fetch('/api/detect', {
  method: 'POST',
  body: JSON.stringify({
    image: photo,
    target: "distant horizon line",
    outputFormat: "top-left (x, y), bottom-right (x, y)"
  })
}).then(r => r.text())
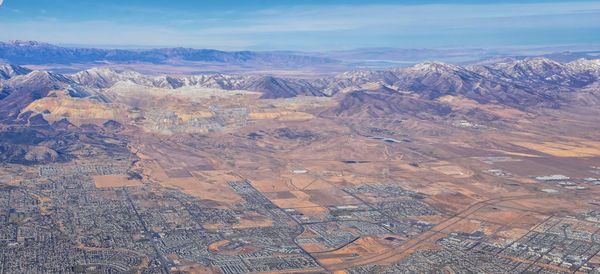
top-left (2, 39), bottom-right (600, 54)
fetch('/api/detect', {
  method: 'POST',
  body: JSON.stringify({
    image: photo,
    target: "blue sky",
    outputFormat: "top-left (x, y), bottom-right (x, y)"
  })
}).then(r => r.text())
top-left (0, 0), bottom-right (599, 51)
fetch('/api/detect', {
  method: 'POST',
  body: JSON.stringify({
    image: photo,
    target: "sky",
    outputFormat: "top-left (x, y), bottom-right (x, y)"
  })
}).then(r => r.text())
top-left (0, 0), bottom-right (599, 51)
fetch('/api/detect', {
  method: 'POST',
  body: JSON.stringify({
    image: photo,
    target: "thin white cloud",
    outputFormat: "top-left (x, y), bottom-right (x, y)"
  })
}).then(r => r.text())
top-left (204, 2), bottom-right (600, 33)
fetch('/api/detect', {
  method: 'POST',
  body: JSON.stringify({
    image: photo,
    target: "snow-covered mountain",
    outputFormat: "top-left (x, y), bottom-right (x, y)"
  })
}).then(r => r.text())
top-left (471, 58), bottom-right (598, 88)
top-left (68, 68), bottom-right (327, 99)
top-left (2, 57), bottom-right (600, 119)
top-left (0, 64), bottom-right (32, 80)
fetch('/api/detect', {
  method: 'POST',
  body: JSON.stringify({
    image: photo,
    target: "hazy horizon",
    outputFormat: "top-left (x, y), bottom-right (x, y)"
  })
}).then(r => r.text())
top-left (2, 40), bottom-right (600, 58)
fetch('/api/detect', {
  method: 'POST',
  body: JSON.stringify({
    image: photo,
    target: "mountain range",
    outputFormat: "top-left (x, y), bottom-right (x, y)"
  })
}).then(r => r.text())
top-left (0, 41), bottom-right (338, 71)
top-left (2, 57), bottom-right (600, 116)
top-left (3, 41), bottom-right (600, 74)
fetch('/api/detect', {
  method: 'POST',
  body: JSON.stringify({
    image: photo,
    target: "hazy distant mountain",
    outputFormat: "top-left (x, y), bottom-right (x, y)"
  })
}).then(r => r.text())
top-left (0, 41), bottom-right (338, 68)
top-left (3, 41), bottom-right (599, 73)
top-left (536, 51), bottom-right (600, 63)
top-left (320, 48), bottom-right (498, 67)
top-left (319, 48), bottom-right (600, 68)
